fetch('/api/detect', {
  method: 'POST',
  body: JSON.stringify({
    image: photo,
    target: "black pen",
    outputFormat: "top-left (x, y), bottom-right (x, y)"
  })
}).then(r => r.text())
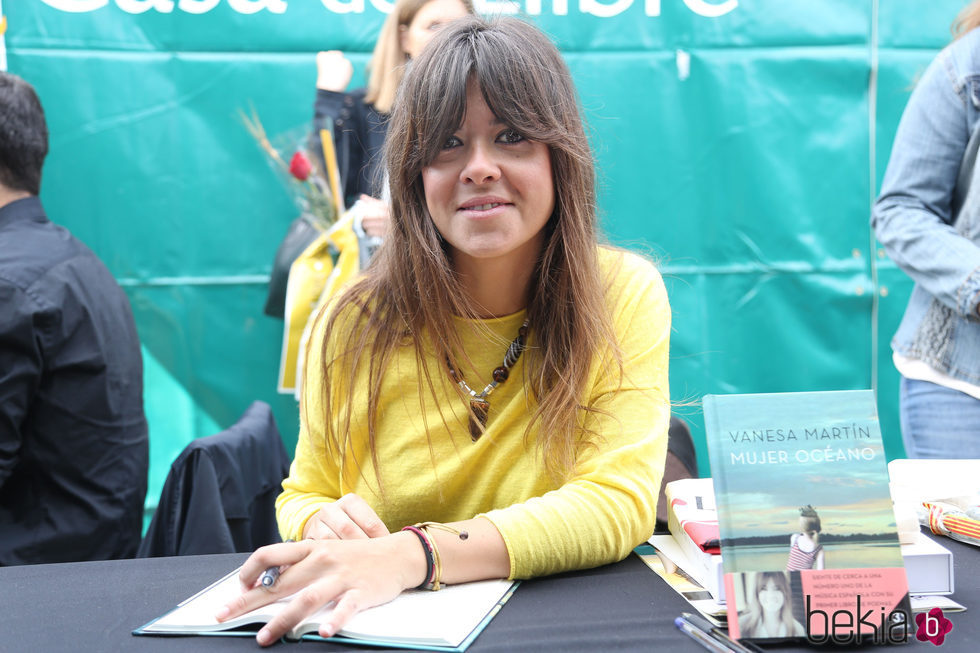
top-left (680, 612), bottom-right (766, 653)
top-left (258, 539), bottom-right (294, 588)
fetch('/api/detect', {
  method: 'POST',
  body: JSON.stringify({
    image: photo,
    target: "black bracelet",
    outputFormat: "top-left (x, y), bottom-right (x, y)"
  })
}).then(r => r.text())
top-left (401, 526), bottom-right (434, 590)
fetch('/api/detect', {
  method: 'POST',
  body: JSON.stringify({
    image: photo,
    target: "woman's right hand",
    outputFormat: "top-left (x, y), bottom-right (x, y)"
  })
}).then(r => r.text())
top-left (218, 534), bottom-right (426, 646)
top-left (316, 50), bottom-right (354, 92)
top-left (303, 493), bottom-right (390, 540)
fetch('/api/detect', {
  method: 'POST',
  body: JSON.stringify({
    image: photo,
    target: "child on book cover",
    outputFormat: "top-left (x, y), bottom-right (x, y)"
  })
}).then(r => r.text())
top-left (738, 571), bottom-right (806, 639)
top-left (786, 505), bottom-right (824, 571)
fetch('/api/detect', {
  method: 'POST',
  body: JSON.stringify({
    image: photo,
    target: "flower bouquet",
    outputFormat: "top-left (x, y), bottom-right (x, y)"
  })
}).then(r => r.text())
top-left (240, 106), bottom-right (339, 229)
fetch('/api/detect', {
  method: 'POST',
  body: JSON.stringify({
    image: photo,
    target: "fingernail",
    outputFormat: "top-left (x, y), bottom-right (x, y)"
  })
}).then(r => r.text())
top-left (257, 628), bottom-right (271, 645)
top-left (214, 606), bottom-right (230, 620)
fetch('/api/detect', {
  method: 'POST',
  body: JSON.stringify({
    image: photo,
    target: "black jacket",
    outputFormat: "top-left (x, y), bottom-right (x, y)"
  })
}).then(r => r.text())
top-left (138, 401), bottom-right (290, 557)
top-left (312, 87), bottom-right (388, 206)
top-left (0, 197), bottom-right (148, 565)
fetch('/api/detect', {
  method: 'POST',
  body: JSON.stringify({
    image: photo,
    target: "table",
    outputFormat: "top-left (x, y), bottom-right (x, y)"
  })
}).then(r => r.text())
top-left (1, 534), bottom-right (976, 653)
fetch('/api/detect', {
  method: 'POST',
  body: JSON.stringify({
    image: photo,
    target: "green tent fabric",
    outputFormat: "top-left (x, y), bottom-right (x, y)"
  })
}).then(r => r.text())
top-left (1, 1), bottom-right (965, 521)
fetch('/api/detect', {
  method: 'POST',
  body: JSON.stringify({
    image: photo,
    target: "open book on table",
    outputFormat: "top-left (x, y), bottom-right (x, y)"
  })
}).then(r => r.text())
top-left (134, 567), bottom-right (517, 652)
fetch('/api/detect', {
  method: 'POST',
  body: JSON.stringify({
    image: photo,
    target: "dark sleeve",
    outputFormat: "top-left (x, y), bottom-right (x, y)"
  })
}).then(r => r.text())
top-left (0, 283), bottom-right (42, 487)
top-left (312, 88), bottom-right (365, 207)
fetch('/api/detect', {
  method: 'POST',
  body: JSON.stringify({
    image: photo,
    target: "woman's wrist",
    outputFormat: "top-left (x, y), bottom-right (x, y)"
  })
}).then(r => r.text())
top-left (390, 530), bottom-right (429, 591)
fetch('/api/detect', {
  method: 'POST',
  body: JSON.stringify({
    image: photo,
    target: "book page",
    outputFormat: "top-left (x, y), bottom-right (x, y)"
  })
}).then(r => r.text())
top-left (338, 580), bottom-right (515, 646)
top-left (143, 567), bottom-right (515, 647)
top-left (147, 570), bottom-right (283, 632)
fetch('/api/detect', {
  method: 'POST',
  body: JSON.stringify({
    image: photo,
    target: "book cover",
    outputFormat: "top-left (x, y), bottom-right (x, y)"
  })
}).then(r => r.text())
top-left (704, 390), bottom-right (911, 645)
top-left (134, 567), bottom-right (517, 652)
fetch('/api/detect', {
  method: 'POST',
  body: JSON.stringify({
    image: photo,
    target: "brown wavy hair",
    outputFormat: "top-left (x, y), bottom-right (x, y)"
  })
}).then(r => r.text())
top-left (312, 16), bottom-right (619, 492)
top-left (952, 0), bottom-right (980, 40)
top-left (364, 0), bottom-right (475, 113)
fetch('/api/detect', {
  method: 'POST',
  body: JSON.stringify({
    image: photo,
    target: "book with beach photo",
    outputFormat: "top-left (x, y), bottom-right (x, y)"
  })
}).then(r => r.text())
top-left (703, 390), bottom-right (911, 645)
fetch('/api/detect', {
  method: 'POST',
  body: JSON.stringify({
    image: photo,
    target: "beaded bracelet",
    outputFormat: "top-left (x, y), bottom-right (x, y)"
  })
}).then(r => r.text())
top-left (401, 526), bottom-right (435, 590)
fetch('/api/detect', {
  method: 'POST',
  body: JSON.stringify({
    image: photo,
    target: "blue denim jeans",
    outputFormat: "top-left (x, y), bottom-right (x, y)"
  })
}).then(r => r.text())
top-left (899, 377), bottom-right (980, 458)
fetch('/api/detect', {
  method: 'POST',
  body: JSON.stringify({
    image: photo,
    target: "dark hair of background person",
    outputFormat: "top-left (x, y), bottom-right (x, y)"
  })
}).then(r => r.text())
top-left (0, 72), bottom-right (49, 195)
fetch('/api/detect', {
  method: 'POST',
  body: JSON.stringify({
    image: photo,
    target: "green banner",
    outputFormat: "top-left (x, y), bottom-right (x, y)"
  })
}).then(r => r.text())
top-left (2, 0), bottom-right (967, 518)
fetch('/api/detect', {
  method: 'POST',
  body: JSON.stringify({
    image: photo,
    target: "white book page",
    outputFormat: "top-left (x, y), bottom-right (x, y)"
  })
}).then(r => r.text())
top-left (338, 579), bottom-right (514, 646)
top-left (145, 568), bottom-right (514, 647)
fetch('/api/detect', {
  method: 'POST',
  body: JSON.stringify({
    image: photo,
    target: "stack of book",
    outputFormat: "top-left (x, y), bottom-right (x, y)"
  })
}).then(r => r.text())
top-left (657, 477), bottom-right (955, 600)
top-left (661, 477), bottom-right (726, 603)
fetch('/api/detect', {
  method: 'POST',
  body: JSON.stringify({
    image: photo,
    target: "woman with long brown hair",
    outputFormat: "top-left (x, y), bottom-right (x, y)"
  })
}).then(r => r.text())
top-left (872, 1), bottom-right (980, 458)
top-left (222, 16), bottom-right (670, 645)
top-left (737, 572), bottom-right (806, 639)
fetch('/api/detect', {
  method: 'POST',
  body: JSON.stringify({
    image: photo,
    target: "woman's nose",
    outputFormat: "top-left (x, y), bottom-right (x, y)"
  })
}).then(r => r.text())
top-left (460, 142), bottom-right (501, 185)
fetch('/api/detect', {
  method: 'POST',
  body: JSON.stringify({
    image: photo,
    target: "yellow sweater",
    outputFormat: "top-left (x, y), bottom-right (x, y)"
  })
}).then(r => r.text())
top-left (276, 247), bottom-right (670, 579)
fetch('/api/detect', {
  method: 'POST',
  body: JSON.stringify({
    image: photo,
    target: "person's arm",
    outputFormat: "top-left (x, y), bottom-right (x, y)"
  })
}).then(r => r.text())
top-left (0, 285), bottom-right (42, 488)
top-left (814, 547), bottom-right (825, 570)
top-left (222, 514), bottom-right (509, 646)
top-left (481, 256), bottom-right (670, 578)
top-left (872, 37), bottom-right (980, 319)
top-left (251, 256), bottom-right (669, 642)
top-left (311, 64), bottom-right (370, 208)
top-left (275, 306), bottom-right (347, 541)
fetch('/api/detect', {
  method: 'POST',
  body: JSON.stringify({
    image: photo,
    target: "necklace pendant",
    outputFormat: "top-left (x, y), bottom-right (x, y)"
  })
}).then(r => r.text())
top-left (469, 398), bottom-right (490, 441)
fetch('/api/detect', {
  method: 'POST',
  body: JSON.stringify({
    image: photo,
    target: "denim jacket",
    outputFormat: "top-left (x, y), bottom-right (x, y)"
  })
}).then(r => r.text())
top-left (873, 27), bottom-right (980, 384)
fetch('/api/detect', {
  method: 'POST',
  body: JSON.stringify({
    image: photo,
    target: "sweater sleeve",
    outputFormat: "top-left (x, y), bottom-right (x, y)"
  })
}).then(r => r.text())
top-left (872, 37), bottom-right (980, 318)
top-left (481, 256), bottom-right (671, 578)
top-left (275, 310), bottom-right (344, 541)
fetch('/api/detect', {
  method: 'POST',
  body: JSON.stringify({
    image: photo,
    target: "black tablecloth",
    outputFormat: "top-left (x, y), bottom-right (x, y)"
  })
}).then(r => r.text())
top-left (1, 534), bottom-right (976, 652)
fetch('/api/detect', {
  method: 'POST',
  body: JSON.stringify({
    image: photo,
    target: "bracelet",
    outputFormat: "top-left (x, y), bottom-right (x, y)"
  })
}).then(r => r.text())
top-left (413, 522), bottom-right (469, 591)
top-left (401, 526), bottom-right (435, 590)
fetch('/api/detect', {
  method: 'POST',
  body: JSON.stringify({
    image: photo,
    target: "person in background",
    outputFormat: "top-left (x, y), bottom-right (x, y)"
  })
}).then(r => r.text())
top-left (313, 0), bottom-right (474, 237)
top-left (0, 72), bottom-right (148, 565)
top-left (219, 17), bottom-right (670, 646)
top-left (872, 1), bottom-right (980, 459)
top-left (738, 571), bottom-right (807, 639)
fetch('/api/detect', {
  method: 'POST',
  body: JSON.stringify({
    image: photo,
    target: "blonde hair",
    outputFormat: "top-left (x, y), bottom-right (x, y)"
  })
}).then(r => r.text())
top-left (952, 0), bottom-right (980, 40)
top-left (364, 0), bottom-right (475, 113)
top-left (314, 17), bottom-right (620, 492)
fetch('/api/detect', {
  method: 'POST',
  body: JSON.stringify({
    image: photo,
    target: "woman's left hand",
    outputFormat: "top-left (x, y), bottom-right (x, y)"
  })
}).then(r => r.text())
top-left (216, 534), bottom-right (426, 647)
top-left (354, 194), bottom-right (389, 238)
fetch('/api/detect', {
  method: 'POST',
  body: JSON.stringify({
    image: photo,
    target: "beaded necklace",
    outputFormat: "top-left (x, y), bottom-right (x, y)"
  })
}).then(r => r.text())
top-left (446, 320), bottom-right (529, 440)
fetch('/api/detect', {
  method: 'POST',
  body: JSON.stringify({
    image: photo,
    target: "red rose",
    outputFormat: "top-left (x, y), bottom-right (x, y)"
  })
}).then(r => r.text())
top-left (289, 151), bottom-right (312, 181)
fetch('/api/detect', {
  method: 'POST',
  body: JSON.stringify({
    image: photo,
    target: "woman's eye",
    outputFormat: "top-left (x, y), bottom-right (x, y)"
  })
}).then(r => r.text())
top-left (498, 129), bottom-right (525, 144)
top-left (441, 135), bottom-right (462, 150)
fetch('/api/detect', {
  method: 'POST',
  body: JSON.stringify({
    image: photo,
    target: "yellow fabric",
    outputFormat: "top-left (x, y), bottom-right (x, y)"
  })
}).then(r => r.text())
top-left (276, 247), bottom-right (671, 579)
top-left (277, 214), bottom-right (360, 393)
